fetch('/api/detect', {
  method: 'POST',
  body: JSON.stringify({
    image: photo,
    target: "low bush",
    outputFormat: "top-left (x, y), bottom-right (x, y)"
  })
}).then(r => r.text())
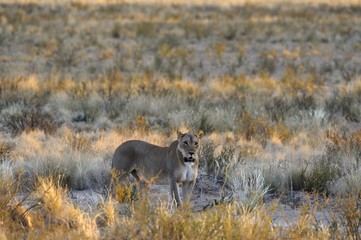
top-left (2, 109), bottom-right (58, 135)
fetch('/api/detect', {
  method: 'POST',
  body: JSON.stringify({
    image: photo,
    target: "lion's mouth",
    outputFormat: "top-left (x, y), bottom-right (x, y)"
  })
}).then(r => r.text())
top-left (184, 157), bottom-right (195, 163)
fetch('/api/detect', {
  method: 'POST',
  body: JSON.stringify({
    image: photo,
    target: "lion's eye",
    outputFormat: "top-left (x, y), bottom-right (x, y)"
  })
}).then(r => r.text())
top-left (194, 142), bottom-right (199, 146)
top-left (183, 141), bottom-right (188, 145)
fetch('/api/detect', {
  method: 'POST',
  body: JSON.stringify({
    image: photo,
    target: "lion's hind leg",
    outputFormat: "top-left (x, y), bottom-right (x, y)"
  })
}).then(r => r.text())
top-left (131, 169), bottom-right (150, 189)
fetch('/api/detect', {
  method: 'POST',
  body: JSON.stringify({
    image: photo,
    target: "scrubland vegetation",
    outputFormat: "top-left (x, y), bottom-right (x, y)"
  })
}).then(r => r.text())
top-left (0, 0), bottom-right (361, 239)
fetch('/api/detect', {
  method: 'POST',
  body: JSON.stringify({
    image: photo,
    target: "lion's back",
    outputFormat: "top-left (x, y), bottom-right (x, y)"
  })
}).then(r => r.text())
top-left (111, 140), bottom-right (170, 176)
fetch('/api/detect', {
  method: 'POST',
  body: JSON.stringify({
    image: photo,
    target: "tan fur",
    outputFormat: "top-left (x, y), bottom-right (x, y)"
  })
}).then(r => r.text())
top-left (111, 131), bottom-right (203, 206)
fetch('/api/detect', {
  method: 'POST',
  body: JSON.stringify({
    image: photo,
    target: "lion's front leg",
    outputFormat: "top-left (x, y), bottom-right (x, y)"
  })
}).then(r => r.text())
top-left (182, 181), bottom-right (195, 203)
top-left (169, 177), bottom-right (181, 207)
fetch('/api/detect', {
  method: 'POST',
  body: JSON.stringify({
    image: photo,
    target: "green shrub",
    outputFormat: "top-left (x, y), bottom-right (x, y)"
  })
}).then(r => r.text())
top-left (288, 157), bottom-right (340, 194)
top-left (303, 159), bottom-right (340, 193)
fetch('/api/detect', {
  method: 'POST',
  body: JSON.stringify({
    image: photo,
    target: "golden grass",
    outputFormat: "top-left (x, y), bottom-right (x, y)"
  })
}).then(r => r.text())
top-left (5, 175), bottom-right (361, 239)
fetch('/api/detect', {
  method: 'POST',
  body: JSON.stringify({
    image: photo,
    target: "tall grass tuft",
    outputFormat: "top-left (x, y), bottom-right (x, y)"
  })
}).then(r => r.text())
top-left (226, 169), bottom-right (270, 209)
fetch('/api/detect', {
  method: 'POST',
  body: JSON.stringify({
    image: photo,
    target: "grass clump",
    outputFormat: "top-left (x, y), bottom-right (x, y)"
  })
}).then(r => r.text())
top-left (289, 158), bottom-right (340, 194)
top-left (2, 108), bottom-right (58, 135)
top-left (226, 169), bottom-right (270, 209)
top-left (326, 130), bottom-right (361, 196)
top-left (238, 112), bottom-right (294, 144)
top-left (21, 151), bottom-right (109, 190)
top-left (64, 129), bottom-right (92, 152)
top-left (202, 141), bottom-right (241, 181)
top-left (35, 178), bottom-right (96, 233)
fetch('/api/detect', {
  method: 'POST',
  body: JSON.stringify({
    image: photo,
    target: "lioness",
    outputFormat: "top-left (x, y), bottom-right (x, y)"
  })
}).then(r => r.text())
top-left (111, 131), bottom-right (203, 206)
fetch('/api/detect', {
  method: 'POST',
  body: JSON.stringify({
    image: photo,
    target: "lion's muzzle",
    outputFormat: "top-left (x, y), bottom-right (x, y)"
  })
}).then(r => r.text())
top-left (184, 157), bottom-right (195, 163)
top-left (184, 151), bottom-right (196, 163)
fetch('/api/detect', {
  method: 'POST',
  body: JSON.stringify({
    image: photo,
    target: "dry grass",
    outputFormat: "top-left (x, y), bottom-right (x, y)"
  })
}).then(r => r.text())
top-left (2, 175), bottom-right (361, 239)
top-left (0, 0), bottom-right (361, 238)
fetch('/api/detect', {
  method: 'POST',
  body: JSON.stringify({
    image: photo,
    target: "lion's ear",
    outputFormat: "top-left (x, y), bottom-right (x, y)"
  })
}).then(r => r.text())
top-left (197, 130), bottom-right (204, 139)
top-left (177, 130), bottom-right (184, 141)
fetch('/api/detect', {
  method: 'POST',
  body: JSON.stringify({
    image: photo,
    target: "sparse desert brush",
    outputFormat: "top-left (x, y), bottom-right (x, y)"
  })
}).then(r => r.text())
top-left (0, 1), bottom-right (361, 238)
top-left (0, 171), bottom-right (337, 239)
top-left (0, 156), bottom-right (349, 240)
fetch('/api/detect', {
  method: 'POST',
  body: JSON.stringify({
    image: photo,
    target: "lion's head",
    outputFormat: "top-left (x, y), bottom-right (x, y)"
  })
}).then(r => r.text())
top-left (177, 130), bottom-right (203, 166)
